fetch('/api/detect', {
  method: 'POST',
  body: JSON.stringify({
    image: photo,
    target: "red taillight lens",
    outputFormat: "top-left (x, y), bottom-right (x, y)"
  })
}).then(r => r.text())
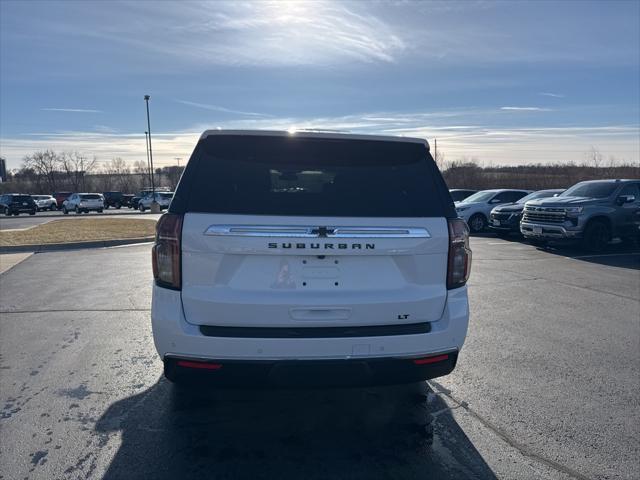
top-left (413, 354), bottom-right (450, 365)
top-left (152, 213), bottom-right (183, 290)
top-left (176, 360), bottom-right (222, 370)
top-left (447, 218), bottom-right (472, 289)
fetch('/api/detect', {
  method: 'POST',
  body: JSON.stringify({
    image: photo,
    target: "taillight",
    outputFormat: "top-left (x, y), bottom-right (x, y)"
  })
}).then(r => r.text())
top-left (152, 213), bottom-right (183, 290)
top-left (447, 218), bottom-right (472, 289)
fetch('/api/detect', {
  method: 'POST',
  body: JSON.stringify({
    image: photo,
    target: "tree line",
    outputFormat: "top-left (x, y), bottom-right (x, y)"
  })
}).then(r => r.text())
top-left (0, 150), bottom-right (184, 194)
top-left (0, 148), bottom-right (637, 195)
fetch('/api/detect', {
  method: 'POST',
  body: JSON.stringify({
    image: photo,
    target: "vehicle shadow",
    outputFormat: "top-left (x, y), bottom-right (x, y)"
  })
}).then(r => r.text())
top-left (534, 241), bottom-right (639, 270)
top-left (95, 379), bottom-right (497, 480)
top-left (479, 231), bottom-right (639, 270)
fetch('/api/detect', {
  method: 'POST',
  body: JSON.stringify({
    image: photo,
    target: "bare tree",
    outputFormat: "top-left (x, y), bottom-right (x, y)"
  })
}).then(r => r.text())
top-left (22, 150), bottom-right (61, 192)
top-left (103, 157), bottom-right (133, 192)
top-left (585, 147), bottom-right (603, 168)
top-left (61, 151), bottom-right (97, 191)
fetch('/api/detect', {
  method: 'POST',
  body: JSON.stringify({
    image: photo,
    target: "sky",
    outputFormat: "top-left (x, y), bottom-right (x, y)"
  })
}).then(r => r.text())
top-left (0, 0), bottom-right (639, 170)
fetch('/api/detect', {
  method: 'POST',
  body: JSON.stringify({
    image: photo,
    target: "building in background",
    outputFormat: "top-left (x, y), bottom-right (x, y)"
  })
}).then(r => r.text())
top-left (0, 157), bottom-right (7, 183)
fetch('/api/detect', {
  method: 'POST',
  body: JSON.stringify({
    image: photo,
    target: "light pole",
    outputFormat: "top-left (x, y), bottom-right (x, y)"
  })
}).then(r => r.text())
top-left (144, 95), bottom-right (159, 212)
top-left (144, 131), bottom-right (152, 187)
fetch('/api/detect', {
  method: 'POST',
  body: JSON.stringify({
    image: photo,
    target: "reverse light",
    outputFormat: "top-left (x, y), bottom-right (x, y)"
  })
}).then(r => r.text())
top-left (152, 213), bottom-right (183, 290)
top-left (447, 218), bottom-right (472, 289)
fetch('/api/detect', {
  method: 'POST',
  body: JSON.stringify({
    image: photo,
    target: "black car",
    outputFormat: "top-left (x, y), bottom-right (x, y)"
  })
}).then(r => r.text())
top-left (449, 189), bottom-right (477, 202)
top-left (489, 189), bottom-right (564, 236)
top-left (103, 191), bottom-right (127, 209)
top-left (0, 194), bottom-right (37, 216)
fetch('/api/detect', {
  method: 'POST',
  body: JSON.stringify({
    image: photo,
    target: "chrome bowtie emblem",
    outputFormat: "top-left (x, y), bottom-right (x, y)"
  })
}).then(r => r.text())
top-left (311, 226), bottom-right (335, 237)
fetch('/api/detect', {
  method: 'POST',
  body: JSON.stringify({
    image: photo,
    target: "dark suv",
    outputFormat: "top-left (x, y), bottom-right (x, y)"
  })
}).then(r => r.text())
top-left (0, 194), bottom-right (37, 216)
top-left (103, 191), bottom-right (126, 209)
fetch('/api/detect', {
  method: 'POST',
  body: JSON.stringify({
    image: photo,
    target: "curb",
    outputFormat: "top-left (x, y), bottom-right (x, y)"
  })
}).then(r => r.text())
top-left (0, 237), bottom-right (154, 254)
top-left (0, 209), bottom-right (154, 220)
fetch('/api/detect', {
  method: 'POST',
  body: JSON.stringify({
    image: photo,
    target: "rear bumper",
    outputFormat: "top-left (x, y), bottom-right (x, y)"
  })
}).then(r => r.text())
top-left (151, 284), bottom-right (469, 385)
top-left (164, 351), bottom-right (458, 387)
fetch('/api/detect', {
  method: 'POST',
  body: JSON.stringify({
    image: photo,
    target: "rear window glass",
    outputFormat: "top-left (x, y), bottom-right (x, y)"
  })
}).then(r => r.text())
top-left (12, 195), bottom-right (32, 202)
top-left (180, 135), bottom-right (447, 217)
top-left (80, 194), bottom-right (101, 200)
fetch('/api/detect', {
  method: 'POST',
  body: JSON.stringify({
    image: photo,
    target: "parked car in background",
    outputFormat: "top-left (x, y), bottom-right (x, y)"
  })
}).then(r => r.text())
top-left (122, 194), bottom-right (134, 207)
top-left (152, 130), bottom-right (471, 386)
top-left (449, 189), bottom-right (477, 202)
top-left (52, 191), bottom-right (72, 209)
top-left (521, 179), bottom-right (640, 251)
top-left (130, 187), bottom-right (170, 209)
top-left (0, 194), bottom-right (37, 216)
top-left (32, 194), bottom-right (57, 211)
top-left (103, 191), bottom-right (127, 209)
top-left (62, 193), bottom-right (104, 214)
top-left (489, 189), bottom-right (564, 237)
top-left (138, 191), bottom-right (174, 211)
top-left (455, 189), bottom-right (531, 233)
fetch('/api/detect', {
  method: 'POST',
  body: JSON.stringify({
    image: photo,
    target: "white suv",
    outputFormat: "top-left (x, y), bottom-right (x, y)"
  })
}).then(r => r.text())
top-left (138, 191), bottom-right (173, 212)
top-left (151, 130), bottom-right (471, 387)
top-left (62, 193), bottom-right (104, 214)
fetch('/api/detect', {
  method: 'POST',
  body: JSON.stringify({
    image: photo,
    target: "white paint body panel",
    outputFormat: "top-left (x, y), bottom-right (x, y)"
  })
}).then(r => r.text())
top-left (151, 212), bottom-right (470, 362)
top-left (180, 214), bottom-right (450, 328)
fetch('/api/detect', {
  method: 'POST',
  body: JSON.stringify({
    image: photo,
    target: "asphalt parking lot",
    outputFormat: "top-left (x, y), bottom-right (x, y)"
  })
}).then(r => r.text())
top-left (0, 238), bottom-right (638, 480)
top-left (0, 209), bottom-right (162, 230)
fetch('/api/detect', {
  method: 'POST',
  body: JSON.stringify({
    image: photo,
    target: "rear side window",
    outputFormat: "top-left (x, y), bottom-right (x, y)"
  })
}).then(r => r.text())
top-left (175, 135), bottom-right (452, 217)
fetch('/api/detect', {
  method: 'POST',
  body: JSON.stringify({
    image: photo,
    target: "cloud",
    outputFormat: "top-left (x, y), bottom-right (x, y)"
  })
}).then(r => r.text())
top-left (539, 92), bottom-right (565, 98)
top-left (500, 106), bottom-right (551, 112)
top-left (2, 110), bottom-right (637, 169)
top-left (175, 100), bottom-right (270, 117)
top-left (68, 1), bottom-right (406, 67)
top-left (41, 108), bottom-right (102, 113)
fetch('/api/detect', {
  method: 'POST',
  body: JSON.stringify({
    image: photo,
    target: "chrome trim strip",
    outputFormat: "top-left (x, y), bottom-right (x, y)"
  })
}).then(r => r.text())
top-left (204, 225), bottom-right (430, 238)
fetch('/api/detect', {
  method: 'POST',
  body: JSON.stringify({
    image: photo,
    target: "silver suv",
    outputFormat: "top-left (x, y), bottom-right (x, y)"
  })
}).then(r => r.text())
top-left (151, 130), bottom-right (472, 387)
top-left (521, 179), bottom-right (640, 251)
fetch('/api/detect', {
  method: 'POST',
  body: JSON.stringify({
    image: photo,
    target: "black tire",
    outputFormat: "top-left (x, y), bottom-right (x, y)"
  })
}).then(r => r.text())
top-left (97, 209), bottom-right (103, 213)
top-left (139, 204), bottom-right (145, 212)
top-left (13, 212), bottom-right (19, 216)
top-left (104, 204), bottom-right (109, 210)
top-left (75, 206), bottom-right (81, 214)
top-left (581, 220), bottom-right (610, 253)
top-left (115, 202), bottom-right (121, 209)
top-left (63, 207), bottom-right (69, 215)
top-left (4, 209), bottom-right (11, 217)
top-left (468, 214), bottom-right (487, 233)
top-left (29, 210), bottom-right (36, 216)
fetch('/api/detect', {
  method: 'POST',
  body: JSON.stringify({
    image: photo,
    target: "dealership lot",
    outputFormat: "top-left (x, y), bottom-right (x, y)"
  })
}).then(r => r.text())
top-left (0, 238), bottom-right (638, 480)
top-left (0, 209), bottom-right (162, 230)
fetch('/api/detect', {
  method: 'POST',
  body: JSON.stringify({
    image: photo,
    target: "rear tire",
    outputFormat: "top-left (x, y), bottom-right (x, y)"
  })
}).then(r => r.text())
top-left (29, 210), bottom-right (36, 216)
top-left (98, 209), bottom-right (103, 213)
top-left (139, 204), bottom-right (145, 212)
top-left (75, 206), bottom-right (81, 214)
top-left (581, 220), bottom-right (610, 253)
top-left (63, 207), bottom-right (69, 215)
top-left (468, 214), bottom-right (487, 233)
top-left (115, 202), bottom-right (121, 209)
